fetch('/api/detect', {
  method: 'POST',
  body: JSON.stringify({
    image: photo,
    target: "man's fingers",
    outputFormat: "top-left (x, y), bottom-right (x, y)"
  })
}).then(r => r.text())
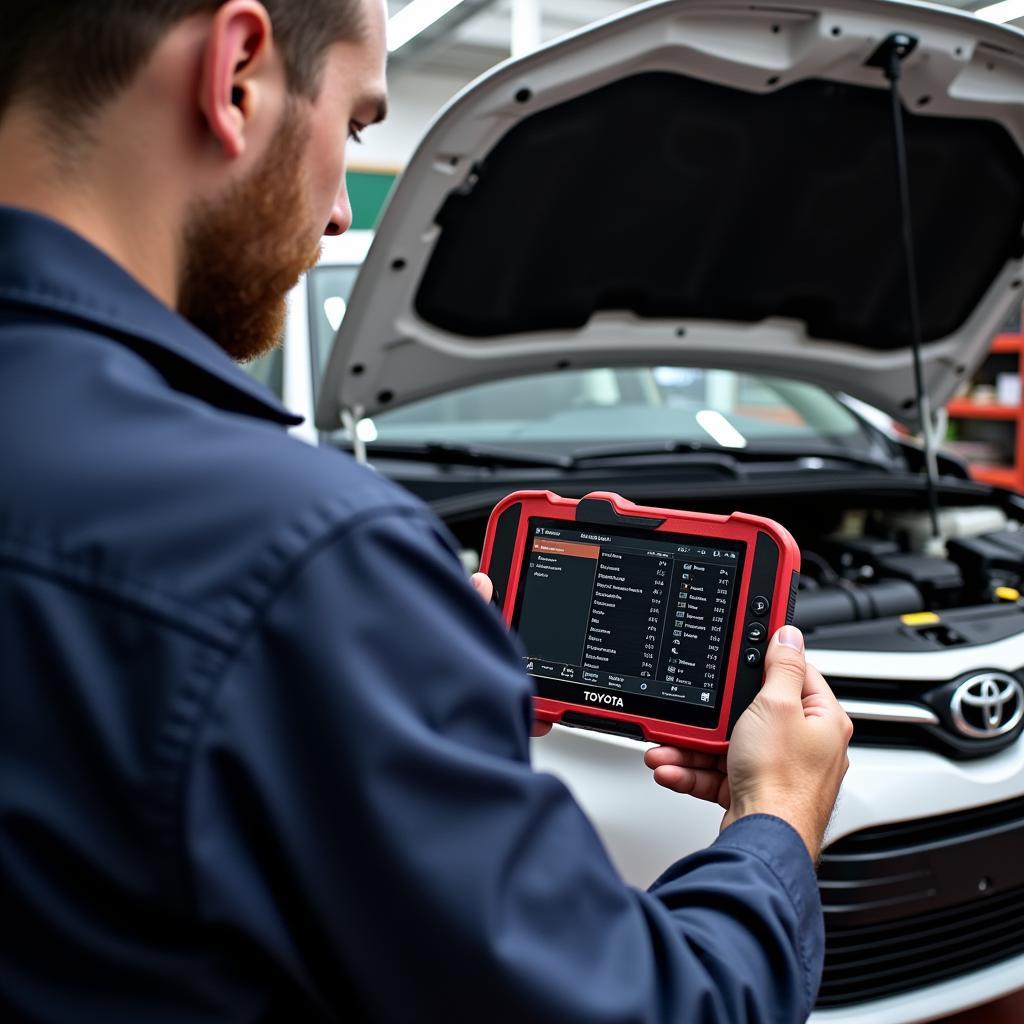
top-left (652, 764), bottom-right (728, 805)
top-left (644, 746), bottom-right (725, 772)
top-left (647, 747), bottom-right (730, 807)
top-left (470, 572), bottom-right (493, 602)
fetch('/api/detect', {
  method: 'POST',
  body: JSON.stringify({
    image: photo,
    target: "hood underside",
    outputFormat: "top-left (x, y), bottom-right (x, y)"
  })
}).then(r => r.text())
top-left (318, 0), bottom-right (1024, 430)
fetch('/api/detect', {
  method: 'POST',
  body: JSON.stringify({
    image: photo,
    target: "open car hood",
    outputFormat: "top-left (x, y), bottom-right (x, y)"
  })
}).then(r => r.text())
top-left (317, 0), bottom-right (1024, 431)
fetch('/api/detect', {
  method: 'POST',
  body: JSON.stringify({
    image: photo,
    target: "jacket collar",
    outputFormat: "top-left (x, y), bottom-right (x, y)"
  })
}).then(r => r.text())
top-left (0, 205), bottom-right (303, 426)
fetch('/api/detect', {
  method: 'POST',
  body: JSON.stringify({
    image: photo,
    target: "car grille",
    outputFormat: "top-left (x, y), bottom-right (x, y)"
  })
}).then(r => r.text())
top-left (816, 797), bottom-right (1024, 1008)
top-left (828, 674), bottom-right (1024, 760)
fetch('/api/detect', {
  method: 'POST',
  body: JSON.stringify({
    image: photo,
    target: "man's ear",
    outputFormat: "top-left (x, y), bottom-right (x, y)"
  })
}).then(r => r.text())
top-left (198, 0), bottom-right (277, 160)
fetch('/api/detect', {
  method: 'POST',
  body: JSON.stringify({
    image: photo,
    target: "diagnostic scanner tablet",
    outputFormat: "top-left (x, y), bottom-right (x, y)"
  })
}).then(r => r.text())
top-left (481, 491), bottom-right (800, 752)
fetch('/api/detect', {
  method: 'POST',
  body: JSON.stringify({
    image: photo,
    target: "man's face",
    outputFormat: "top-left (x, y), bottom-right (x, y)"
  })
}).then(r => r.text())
top-left (179, 0), bottom-right (388, 362)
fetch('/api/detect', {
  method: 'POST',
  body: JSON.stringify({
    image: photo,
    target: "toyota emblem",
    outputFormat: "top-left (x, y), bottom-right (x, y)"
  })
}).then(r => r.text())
top-left (950, 673), bottom-right (1024, 739)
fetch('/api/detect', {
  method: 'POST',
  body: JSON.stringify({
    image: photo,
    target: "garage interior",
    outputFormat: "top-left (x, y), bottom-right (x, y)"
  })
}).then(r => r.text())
top-left (5, 0), bottom-right (1024, 1020)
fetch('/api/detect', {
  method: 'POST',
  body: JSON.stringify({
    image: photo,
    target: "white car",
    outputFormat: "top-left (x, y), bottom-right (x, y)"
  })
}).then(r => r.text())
top-left (259, 2), bottom-right (1024, 1020)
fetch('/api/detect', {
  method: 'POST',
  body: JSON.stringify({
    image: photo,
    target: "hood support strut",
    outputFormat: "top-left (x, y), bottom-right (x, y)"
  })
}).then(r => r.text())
top-left (869, 32), bottom-right (942, 542)
top-left (341, 406), bottom-right (369, 464)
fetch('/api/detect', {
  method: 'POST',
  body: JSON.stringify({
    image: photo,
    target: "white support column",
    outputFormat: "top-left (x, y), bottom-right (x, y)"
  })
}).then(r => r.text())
top-left (511, 0), bottom-right (542, 57)
top-left (706, 370), bottom-right (739, 414)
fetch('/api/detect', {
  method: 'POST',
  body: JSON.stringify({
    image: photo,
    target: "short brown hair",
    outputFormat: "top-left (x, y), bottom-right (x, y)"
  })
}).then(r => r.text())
top-left (0, 1), bottom-right (365, 129)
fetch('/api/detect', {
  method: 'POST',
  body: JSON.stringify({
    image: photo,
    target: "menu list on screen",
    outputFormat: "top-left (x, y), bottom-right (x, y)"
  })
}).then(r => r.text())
top-left (513, 520), bottom-right (743, 708)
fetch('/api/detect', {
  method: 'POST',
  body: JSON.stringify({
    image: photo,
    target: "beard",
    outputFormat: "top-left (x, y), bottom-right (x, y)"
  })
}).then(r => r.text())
top-left (178, 101), bottom-right (323, 362)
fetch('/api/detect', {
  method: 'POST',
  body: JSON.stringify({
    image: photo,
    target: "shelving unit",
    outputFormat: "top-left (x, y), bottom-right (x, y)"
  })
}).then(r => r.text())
top-left (945, 314), bottom-right (1024, 491)
top-left (990, 335), bottom-right (1022, 355)
top-left (971, 465), bottom-right (1021, 489)
top-left (946, 399), bottom-right (1019, 421)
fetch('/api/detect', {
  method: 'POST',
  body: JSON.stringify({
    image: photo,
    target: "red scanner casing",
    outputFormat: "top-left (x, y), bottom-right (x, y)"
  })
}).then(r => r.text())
top-left (480, 490), bottom-right (801, 752)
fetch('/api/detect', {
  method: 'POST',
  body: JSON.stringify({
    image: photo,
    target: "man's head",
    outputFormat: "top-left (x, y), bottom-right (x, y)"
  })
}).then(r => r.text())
top-left (0, 0), bottom-right (388, 360)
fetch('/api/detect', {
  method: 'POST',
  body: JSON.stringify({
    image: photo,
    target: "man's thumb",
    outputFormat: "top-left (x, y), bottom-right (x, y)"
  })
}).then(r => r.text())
top-left (760, 626), bottom-right (807, 696)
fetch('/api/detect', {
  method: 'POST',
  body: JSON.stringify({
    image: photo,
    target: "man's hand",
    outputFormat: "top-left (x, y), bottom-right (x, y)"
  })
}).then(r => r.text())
top-left (471, 572), bottom-right (552, 738)
top-left (644, 626), bottom-right (852, 861)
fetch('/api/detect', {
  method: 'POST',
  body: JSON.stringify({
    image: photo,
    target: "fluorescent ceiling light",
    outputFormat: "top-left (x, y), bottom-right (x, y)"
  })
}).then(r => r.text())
top-left (695, 409), bottom-right (747, 449)
top-left (388, 0), bottom-right (467, 52)
top-left (324, 297), bottom-right (347, 332)
top-left (975, 0), bottom-right (1024, 24)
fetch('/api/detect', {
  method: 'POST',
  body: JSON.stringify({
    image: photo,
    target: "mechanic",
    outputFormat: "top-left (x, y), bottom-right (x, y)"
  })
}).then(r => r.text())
top-left (0, 1), bottom-right (852, 1021)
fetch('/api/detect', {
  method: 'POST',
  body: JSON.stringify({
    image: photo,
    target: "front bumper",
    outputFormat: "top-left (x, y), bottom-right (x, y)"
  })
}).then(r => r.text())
top-left (532, 725), bottom-right (1024, 1023)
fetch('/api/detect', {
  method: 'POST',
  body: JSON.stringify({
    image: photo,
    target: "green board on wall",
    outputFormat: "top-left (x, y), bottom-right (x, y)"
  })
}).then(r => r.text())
top-left (347, 170), bottom-right (397, 230)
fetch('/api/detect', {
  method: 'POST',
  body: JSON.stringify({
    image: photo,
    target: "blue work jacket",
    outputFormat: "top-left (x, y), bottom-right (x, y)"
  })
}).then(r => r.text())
top-left (0, 206), bottom-right (823, 1022)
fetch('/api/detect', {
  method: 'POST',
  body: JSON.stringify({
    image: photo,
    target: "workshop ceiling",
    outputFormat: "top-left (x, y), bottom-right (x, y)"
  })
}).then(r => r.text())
top-left (386, 0), bottom-right (1001, 79)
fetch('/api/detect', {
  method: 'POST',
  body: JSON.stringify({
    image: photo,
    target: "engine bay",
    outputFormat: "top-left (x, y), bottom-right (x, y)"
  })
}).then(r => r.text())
top-left (795, 505), bottom-right (1013, 623)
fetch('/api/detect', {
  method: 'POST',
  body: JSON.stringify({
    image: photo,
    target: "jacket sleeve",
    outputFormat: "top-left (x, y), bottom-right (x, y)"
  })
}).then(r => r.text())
top-left (184, 506), bottom-right (824, 1023)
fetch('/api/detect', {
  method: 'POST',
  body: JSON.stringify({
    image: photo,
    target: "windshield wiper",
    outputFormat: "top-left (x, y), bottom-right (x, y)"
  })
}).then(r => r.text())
top-left (340, 439), bottom-right (891, 475)
top-left (568, 442), bottom-right (892, 472)
top-left (568, 441), bottom-right (731, 463)
top-left (361, 441), bottom-right (746, 476)
top-left (340, 440), bottom-right (573, 470)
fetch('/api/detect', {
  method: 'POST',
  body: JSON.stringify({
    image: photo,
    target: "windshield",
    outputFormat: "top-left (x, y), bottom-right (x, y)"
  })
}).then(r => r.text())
top-left (305, 264), bottom-right (874, 456)
top-left (351, 368), bottom-right (866, 450)
top-left (309, 264), bottom-right (361, 385)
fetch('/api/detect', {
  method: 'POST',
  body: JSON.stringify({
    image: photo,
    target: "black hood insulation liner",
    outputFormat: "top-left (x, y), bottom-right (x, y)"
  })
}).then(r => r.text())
top-left (416, 71), bottom-right (1024, 346)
